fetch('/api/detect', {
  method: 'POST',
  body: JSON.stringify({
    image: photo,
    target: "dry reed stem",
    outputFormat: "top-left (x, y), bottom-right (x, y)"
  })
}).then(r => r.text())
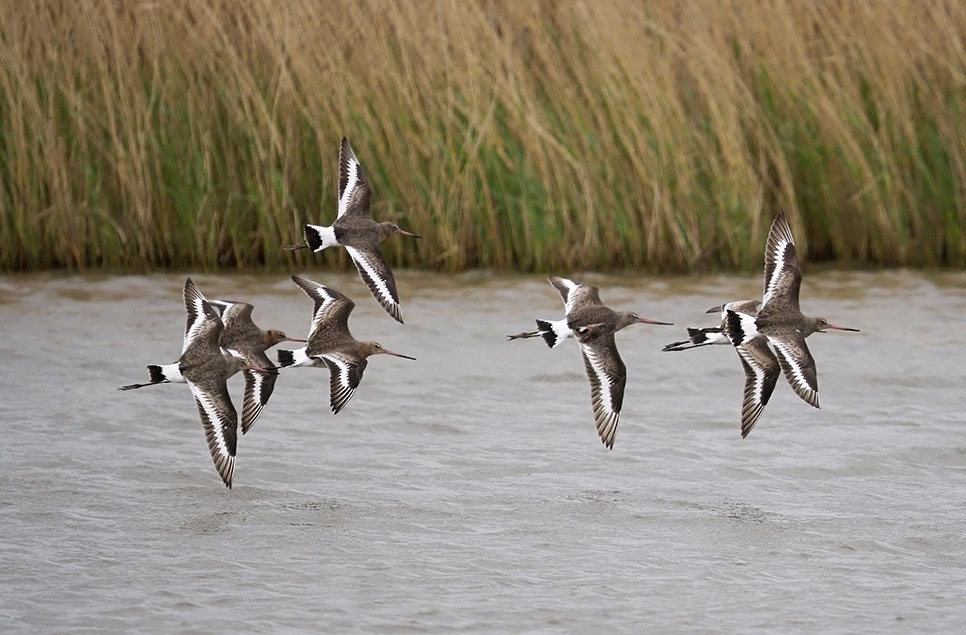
top-left (0, 0), bottom-right (963, 271)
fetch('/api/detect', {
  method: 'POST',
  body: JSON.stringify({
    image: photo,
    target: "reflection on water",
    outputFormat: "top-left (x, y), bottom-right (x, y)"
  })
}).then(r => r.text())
top-left (1, 270), bottom-right (965, 632)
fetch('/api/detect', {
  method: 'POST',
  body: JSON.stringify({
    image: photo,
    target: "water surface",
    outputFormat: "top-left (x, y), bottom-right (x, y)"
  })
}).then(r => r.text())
top-left (1, 270), bottom-right (964, 633)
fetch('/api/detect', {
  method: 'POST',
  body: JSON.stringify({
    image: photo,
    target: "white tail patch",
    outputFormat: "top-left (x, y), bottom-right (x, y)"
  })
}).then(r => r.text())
top-left (304, 224), bottom-right (339, 252)
top-left (688, 328), bottom-right (730, 346)
top-left (725, 310), bottom-right (760, 346)
top-left (535, 318), bottom-right (572, 349)
top-left (277, 347), bottom-right (316, 368)
top-left (157, 363), bottom-right (186, 383)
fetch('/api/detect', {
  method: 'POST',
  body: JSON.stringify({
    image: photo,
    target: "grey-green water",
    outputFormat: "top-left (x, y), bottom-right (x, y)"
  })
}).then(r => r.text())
top-left (1, 270), bottom-right (964, 633)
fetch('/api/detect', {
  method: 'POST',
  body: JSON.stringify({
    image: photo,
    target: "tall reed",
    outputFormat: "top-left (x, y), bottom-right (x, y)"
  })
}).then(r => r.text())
top-left (0, 0), bottom-right (963, 272)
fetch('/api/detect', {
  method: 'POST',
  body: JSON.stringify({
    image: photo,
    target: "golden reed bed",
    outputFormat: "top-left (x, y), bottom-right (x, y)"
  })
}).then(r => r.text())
top-left (0, 0), bottom-right (963, 271)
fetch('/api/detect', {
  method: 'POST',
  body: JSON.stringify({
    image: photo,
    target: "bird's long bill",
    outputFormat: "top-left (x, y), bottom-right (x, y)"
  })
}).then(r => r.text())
top-left (382, 349), bottom-right (416, 360)
top-left (285, 337), bottom-right (308, 343)
top-left (399, 229), bottom-right (423, 239)
top-left (827, 323), bottom-right (860, 332)
top-left (638, 317), bottom-right (674, 326)
top-left (705, 305), bottom-right (724, 314)
top-left (248, 365), bottom-right (280, 375)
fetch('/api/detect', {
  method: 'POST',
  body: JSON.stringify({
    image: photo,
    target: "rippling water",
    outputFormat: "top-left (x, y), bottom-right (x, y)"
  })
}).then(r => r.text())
top-left (2, 270), bottom-right (965, 632)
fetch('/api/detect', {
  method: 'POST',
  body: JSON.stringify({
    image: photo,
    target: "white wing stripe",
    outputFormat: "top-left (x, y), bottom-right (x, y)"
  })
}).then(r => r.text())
top-left (559, 278), bottom-right (581, 314)
top-left (321, 355), bottom-right (358, 413)
top-left (187, 382), bottom-right (235, 487)
top-left (311, 295), bottom-right (339, 333)
top-left (295, 278), bottom-right (341, 333)
top-left (183, 297), bottom-right (210, 353)
top-left (345, 246), bottom-right (397, 308)
top-left (338, 157), bottom-right (362, 218)
top-left (242, 370), bottom-right (272, 433)
top-left (209, 300), bottom-right (243, 321)
top-left (583, 347), bottom-right (617, 415)
top-left (763, 236), bottom-right (792, 306)
top-left (190, 385), bottom-right (233, 455)
top-left (769, 338), bottom-right (812, 393)
top-left (742, 352), bottom-right (769, 403)
top-left (323, 355), bottom-right (353, 389)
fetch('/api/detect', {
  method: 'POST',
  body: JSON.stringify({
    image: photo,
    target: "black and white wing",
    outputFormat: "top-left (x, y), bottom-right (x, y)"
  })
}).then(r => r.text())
top-left (344, 245), bottom-right (403, 323)
top-left (733, 337), bottom-right (781, 438)
top-left (182, 278), bottom-right (224, 354)
top-left (762, 213), bottom-right (802, 311)
top-left (240, 352), bottom-right (278, 434)
top-left (768, 333), bottom-right (820, 409)
top-left (187, 380), bottom-right (238, 489)
top-left (577, 332), bottom-right (626, 450)
top-left (290, 275), bottom-right (355, 337)
top-left (208, 300), bottom-right (255, 331)
top-left (338, 137), bottom-right (373, 219)
top-left (548, 276), bottom-right (603, 315)
top-left (321, 354), bottom-right (367, 415)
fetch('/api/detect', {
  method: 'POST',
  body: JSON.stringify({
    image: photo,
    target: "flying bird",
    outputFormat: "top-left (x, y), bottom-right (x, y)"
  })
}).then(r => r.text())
top-left (508, 276), bottom-right (672, 449)
top-left (662, 300), bottom-right (761, 352)
top-left (208, 299), bottom-right (304, 434)
top-left (278, 275), bottom-right (415, 415)
top-left (120, 278), bottom-right (275, 488)
top-left (722, 214), bottom-right (859, 437)
top-left (285, 137), bottom-right (421, 323)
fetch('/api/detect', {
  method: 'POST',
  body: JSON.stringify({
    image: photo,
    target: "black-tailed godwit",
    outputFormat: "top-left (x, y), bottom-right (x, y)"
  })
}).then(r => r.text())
top-left (285, 137), bottom-right (421, 324)
top-left (209, 300), bottom-right (304, 434)
top-left (662, 300), bottom-right (761, 351)
top-left (120, 278), bottom-right (274, 488)
top-left (508, 276), bottom-right (672, 449)
top-left (278, 275), bottom-right (415, 415)
top-left (723, 214), bottom-right (859, 437)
